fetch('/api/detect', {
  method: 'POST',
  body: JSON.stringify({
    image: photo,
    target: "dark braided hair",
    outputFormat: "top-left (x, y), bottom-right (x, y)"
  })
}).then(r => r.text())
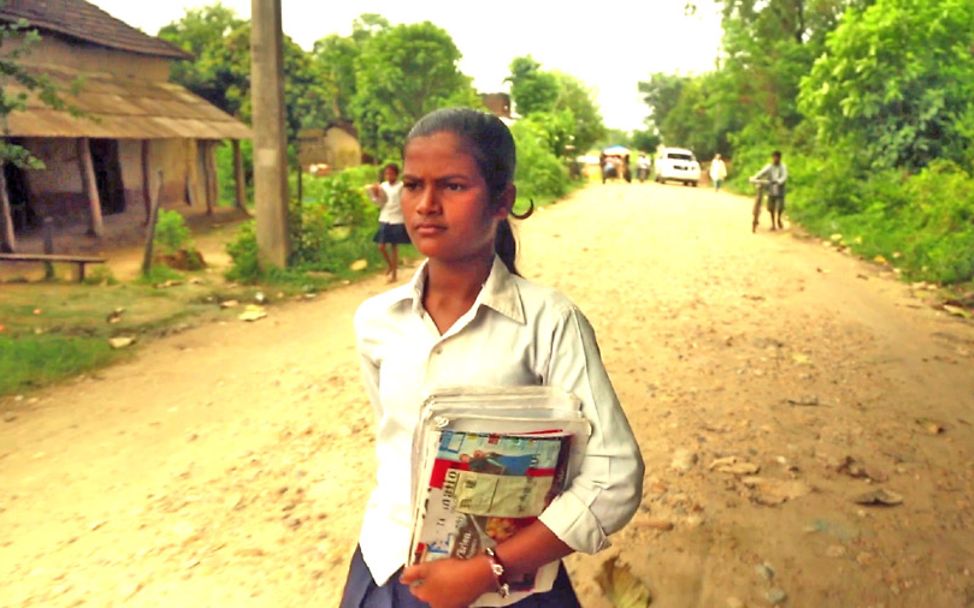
top-left (404, 108), bottom-right (533, 276)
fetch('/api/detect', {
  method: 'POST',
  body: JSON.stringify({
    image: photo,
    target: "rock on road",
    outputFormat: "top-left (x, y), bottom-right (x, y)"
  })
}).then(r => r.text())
top-left (2, 182), bottom-right (973, 607)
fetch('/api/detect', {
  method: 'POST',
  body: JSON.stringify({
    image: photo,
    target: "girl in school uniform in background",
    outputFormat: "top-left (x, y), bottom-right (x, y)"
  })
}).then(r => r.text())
top-left (368, 163), bottom-right (411, 282)
top-left (343, 108), bottom-right (645, 608)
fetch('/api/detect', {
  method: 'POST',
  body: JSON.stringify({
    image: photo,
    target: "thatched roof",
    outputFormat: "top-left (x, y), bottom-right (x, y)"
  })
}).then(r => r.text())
top-left (5, 65), bottom-right (251, 140)
top-left (0, 0), bottom-right (191, 60)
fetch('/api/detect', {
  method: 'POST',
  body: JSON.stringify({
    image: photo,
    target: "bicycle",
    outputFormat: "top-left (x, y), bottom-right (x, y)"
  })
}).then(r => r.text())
top-left (748, 178), bottom-right (785, 232)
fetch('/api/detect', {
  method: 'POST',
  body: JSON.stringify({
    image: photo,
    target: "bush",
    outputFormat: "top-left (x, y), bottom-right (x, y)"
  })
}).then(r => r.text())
top-left (227, 170), bottom-right (391, 284)
top-left (783, 150), bottom-right (974, 284)
top-left (154, 210), bottom-right (193, 255)
top-left (225, 221), bottom-right (261, 284)
top-left (511, 120), bottom-right (569, 206)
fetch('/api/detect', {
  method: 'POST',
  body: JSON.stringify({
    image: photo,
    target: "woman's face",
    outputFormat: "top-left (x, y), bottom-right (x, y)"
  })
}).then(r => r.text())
top-left (401, 132), bottom-right (509, 264)
top-left (384, 166), bottom-right (398, 183)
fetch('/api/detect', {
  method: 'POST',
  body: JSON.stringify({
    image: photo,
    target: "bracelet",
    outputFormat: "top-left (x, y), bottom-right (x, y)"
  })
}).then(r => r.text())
top-left (483, 546), bottom-right (511, 598)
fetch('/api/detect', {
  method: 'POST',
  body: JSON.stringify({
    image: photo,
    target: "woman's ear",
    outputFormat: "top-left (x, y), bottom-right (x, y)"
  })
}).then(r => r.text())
top-left (493, 184), bottom-right (516, 219)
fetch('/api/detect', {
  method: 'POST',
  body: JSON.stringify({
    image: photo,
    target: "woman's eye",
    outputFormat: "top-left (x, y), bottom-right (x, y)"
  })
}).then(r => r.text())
top-left (445, 183), bottom-right (465, 192)
top-left (403, 181), bottom-right (420, 191)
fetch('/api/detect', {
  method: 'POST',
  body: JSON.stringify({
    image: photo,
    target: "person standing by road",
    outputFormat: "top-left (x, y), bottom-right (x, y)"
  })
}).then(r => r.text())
top-left (751, 151), bottom-right (788, 231)
top-left (342, 108), bottom-right (644, 608)
top-left (367, 163), bottom-right (411, 282)
top-left (710, 153), bottom-right (727, 191)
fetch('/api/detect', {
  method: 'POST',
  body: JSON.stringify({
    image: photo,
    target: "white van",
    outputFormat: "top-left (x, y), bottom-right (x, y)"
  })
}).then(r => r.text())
top-left (654, 147), bottom-right (701, 186)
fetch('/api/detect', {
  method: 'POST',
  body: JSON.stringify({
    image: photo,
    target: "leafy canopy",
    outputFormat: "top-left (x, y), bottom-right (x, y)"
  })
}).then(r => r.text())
top-left (799, 0), bottom-right (974, 169)
top-left (507, 56), bottom-right (559, 116)
top-left (158, 4), bottom-right (332, 142)
top-left (506, 56), bottom-right (605, 154)
top-left (349, 21), bottom-right (481, 159)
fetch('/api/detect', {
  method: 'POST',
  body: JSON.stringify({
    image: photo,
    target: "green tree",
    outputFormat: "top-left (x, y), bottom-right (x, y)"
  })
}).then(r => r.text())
top-left (310, 14), bottom-right (389, 120)
top-left (311, 35), bottom-right (359, 119)
top-left (631, 127), bottom-right (661, 153)
top-left (349, 21), bottom-right (480, 159)
top-left (158, 4), bottom-right (332, 141)
top-left (506, 56), bottom-right (559, 116)
top-left (551, 72), bottom-right (605, 152)
top-left (799, 0), bottom-right (974, 169)
top-left (521, 110), bottom-right (576, 157)
top-left (157, 4), bottom-right (245, 116)
top-left (637, 73), bottom-right (688, 130)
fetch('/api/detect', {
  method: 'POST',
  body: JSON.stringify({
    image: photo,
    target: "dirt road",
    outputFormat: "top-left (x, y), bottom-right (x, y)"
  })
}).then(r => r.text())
top-left (3, 183), bottom-right (973, 608)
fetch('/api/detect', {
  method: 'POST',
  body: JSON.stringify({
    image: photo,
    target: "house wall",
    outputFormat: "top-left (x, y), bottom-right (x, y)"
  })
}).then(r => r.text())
top-left (324, 128), bottom-right (362, 170)
top-left (14, 31), bottom-right (171, 81)
top-left (298, 126), bottom-right (363, 171)
top-left (21, 137), bottom-right (207, 229)
top-left (21, 138), bottom-right (87, 225)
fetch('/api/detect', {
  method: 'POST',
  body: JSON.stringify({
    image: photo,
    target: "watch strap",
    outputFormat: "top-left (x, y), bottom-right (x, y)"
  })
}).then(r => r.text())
top-left (483, 546), bottom-right (511, 598)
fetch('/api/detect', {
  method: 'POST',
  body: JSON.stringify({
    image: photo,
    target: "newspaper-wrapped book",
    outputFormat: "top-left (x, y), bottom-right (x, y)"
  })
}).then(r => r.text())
top-left (409, 387), bottom-right (591, 607)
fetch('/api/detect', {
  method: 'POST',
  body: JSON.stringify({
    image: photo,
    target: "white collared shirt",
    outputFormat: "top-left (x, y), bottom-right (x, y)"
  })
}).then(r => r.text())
top-left (353, 256), bottom-right (645, 587)
top-left (377, 181), bottom-right (404, 224)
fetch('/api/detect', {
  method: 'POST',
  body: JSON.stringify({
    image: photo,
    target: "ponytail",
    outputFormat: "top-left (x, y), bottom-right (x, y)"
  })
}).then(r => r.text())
top-left (494, 199), bottom-right (534, 277)
top-left (495, 219), bottom-right (518, 276)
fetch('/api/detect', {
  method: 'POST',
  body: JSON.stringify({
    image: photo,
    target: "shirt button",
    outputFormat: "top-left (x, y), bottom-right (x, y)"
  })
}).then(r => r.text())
top-left (434, 347), bottom-right (443, 355)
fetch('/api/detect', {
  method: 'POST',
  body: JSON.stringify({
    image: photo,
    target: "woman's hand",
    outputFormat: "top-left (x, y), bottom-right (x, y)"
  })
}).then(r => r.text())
top-left (400, 556), bottom-right (496, 608)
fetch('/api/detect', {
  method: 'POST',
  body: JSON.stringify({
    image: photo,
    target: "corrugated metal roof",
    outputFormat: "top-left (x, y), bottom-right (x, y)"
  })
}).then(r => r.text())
top-left (4, 67), bottom-right (251, 140)
top-left (0, 0), bottom-right (192, 60)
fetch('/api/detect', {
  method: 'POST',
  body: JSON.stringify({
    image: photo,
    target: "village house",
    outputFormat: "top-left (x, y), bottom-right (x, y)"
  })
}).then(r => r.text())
top-left (0, 0), bottom-right (251, 253)
top-left (297, 120), bottom-right (363, 175)
top-left (481, 92), bottom-right (512, 120)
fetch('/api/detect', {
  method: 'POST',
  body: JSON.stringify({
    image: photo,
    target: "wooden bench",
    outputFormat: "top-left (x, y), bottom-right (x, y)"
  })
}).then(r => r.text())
top-left (0, 253), bottom-right (107, 282)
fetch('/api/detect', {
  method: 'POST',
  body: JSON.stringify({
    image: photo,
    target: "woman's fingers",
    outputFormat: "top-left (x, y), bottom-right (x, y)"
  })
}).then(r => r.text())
top-left (399, 563), bottom-right (426, 584)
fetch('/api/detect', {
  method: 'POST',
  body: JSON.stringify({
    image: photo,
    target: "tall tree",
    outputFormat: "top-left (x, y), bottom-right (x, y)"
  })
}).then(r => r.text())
top-left (158, 4), bottom-right (332, 141)
top-left (551, 73), bottom-right (605, 152)
top-left (349, 21), bottom-right (480, 159)
top-left (157, 5), bottom-right (246, 117)
top-left (506, 56), bottom-right (559, 116)
top-left (637, 73), bottom-right (688, 131)
top-left (311, 14), bottom-right (388, 120)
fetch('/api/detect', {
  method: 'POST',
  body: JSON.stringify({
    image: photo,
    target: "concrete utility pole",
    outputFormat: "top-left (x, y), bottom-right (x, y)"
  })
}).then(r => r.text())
top-left (250, 0), bottom-right (290, 269)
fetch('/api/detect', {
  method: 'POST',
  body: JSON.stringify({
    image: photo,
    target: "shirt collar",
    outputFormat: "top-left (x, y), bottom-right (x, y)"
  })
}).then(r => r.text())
top-left (391, 256), bottom-right (526, 325)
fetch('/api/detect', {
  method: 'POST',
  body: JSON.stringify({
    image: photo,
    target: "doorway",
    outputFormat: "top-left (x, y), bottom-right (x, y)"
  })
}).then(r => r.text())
top-left (4, 160), bottom-right (34, 232)
top-left (89, 139), bottom-right (126, 215)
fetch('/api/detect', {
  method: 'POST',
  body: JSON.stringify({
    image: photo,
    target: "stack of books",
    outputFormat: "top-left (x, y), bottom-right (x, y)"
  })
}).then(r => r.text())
top-left (408, 386), bottom-right (591, 606)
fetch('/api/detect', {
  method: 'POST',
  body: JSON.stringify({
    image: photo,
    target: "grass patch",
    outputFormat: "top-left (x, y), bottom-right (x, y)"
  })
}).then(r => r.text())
top-left (0, 276), bottom-right (251, 397)
top-left (0, 335), bottom-right (121, 395)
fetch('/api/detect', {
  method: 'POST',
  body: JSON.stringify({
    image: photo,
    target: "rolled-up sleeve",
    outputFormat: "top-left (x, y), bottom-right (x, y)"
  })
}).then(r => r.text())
top-left (537, 306), bottom-right (644, 554)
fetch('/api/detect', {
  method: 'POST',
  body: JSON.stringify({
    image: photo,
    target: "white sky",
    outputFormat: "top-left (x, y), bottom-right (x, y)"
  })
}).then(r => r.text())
top-left (90, 1), bottom-right (723, 131)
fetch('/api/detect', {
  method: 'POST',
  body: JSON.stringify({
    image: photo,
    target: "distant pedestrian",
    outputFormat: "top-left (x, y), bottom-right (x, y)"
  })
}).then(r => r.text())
top-left (751, 151), bottom-right (788, 231)
top-left (636, 153), bottom-right (651, 182)
top-left (367, 163), bottom-right (411, 282)
top-left (710, 154), bottom-right (727, 191)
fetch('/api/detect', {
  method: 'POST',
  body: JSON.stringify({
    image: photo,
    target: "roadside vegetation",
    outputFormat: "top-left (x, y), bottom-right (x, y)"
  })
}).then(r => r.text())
top-left (0, 276), bottom-right (247, 397)
top-left (641, 0), bottom-right (974, 286)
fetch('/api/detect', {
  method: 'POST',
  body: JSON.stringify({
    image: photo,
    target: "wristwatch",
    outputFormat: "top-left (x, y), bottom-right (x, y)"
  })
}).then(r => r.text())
top-left (483, 546), bottom-right (511, 598)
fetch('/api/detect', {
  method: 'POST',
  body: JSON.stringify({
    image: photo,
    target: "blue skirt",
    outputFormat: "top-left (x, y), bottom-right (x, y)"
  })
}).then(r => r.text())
top-left (339, 546), bottom-right (582, 608)
top-left (373, 222), bottom-right (411, 245)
